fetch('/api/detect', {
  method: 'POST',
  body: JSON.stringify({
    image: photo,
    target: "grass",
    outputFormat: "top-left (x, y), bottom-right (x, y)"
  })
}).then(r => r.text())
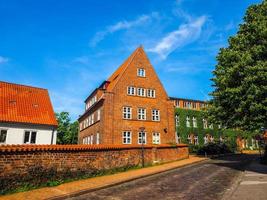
top-left (1, 163), bottom-right (154, 195)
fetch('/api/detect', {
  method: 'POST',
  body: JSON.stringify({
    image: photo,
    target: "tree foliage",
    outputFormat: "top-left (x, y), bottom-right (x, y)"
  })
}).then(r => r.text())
top-left (209, 0), bottom-right (267, 133)
top-left (55, 112), bottom-right (78, 144)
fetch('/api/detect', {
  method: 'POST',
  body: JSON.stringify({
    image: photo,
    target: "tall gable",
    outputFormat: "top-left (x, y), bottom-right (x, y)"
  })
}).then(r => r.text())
top-left (109, 46), bottom-right (169, 99)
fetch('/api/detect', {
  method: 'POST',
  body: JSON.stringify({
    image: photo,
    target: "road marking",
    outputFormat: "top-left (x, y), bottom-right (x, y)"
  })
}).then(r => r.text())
top-left (240, 181), bottom-right (267, 185)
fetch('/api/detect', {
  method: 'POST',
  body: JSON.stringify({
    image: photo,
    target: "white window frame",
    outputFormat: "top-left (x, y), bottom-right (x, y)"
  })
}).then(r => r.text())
top-left (122, 131), bottom-right (132, 144)
top-left (193, 117), bottom-right (197, 128)
top-left (194, 135), bottom-right (199, 145)
top-left (175, 115), bottom-right (180, 127)
top-left (91, 113), bottom-right (94, 124)
top-left (123, 107), bottom-right (132, 119)
top-left (24, 130), bottom-right (37, 144)
top-left (137, 88), bottom-right (146, 97)
top-left (138, 108), bottom-right (146, 120)
top-left (204, 135), bottom-right (208, 144)
top-left (90, 135), bottom-right (93, 144)
top-left (203, 119), bottom-right (208, 129)
top-left (187, 135), bottom-right (193, 144)
top-left (152, 132), bottom-right (160, 144)
top-left (96, 133), bottom-right (100, 144)
top-left (186, 116), bottom-right (190, 127)
top-left (152, 109), bottom-right (160, 121)
top-left (97, 109), bottom-right (101, 121)
top-left (137, 68), bottom-right (146, 77)
top-left (147, 89), bottom-right (156, 98)
top-left (0, 129), bottom-right (7, 144)
top-left (127, 86), bottom-right (136, 96)
top-left (138, 132), bottom-right (147, 144)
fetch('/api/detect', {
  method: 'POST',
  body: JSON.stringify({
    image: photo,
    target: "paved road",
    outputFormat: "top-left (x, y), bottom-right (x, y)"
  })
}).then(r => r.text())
top-left (67, 154), bottom-right (256, 200)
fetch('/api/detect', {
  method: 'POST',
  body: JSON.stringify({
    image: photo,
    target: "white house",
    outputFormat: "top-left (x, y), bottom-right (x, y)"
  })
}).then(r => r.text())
top-left (0, 81), bottom-right (58, 145)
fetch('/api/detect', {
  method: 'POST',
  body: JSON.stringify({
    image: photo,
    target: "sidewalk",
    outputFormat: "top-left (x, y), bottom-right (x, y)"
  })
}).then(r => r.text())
top-left (228, 160), bottom-right (267, 200)
top-left (0, 155), bottom-right (207, 200)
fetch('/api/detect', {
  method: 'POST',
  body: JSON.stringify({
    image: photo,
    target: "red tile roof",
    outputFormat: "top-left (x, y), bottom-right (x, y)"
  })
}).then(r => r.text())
top-left (0, 81), bottom-right (58, 126)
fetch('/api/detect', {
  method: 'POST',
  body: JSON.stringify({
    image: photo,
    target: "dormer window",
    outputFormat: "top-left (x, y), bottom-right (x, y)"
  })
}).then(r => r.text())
top-left (137, 68), bottom-right (145, 77)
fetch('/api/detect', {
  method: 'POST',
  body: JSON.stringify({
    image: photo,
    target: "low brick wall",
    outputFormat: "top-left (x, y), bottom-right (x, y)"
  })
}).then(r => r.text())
top-left (0, 144), bottom-right (188, 193)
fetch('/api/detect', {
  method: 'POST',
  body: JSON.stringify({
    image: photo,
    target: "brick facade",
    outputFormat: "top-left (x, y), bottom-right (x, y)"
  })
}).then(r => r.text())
top-left (78, 47), bottom-right (176, 145)
top-left (0, 144), bottom-right (188, 192)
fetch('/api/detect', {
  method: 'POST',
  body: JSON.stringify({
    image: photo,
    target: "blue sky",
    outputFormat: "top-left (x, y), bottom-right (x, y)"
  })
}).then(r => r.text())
top-left (0, 0), bottom-right (262, 120)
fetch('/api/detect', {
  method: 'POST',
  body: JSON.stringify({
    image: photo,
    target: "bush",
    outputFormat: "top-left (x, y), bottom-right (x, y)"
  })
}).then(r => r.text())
top-left (197, 141), bottom-right (235, 156)
top-left (188, 144), bottom-right (202, 154)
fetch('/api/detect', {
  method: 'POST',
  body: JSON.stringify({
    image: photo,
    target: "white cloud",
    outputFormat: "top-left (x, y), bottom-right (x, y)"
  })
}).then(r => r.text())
top-left (147, 16), bottom-right (207, 59)
top-left (0, 56), bottom-right (9, 64)
top-left (90, 13), bottom-right (157, 46)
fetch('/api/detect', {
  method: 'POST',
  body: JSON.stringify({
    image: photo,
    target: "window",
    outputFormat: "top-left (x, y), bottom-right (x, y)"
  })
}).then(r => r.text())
top-left (147, 89), bottom-right (156, 98)
top-left (175, 115), bottom-right (180, 127)
top-left (137, 68), bottom-right (146, 77)
top-left (138, 108), bottom-right (146, 120)
top-left (91, 114), bottom-right (94, 124)
top-left (123, 107), bottom-right (132, 119)
top-left (187, 135), bottom-right (193, 144)
top-left (194, 135), bottom-right (199, 145)
top-left (122, 131), bottom-right (132, 144)
top-left (127, 86), bottom-right (136, 95)
top-left (175, 100), bottom-right (180, 107)
top-left (137, 88), bottom-right (146, 97)
top-left (177, 134), bottom-right (181, 144)
top-left (88, 115), bottom-right (92, 126)
top-left (79, 123), bottom-right (83, 131)
top-left (96, 133), bottom-right (100, 144)
top-left (186, 116), bottom-right (190, 127)
top-left (138, 132), bottom-right (147, 144)
top-left (152, 132), bottom-right (160, 144)
top-left (87, 95), bottom-right (97, 110)
top-left (152, 109), bottom-right (160, 121)
top-left (203, 119), bottom-right (208, 129)
top-left (90, 135), bottom-right (94, 144)
top-left (0, 130), bottom-right (7, 143)
top-left (97, 109), bottom-right (101, 121)
top-left (210, 136), bottom-right (214, 142)
top-left (193, 102), bottom-right (197, 109)
top-left (204, 135), bottom-right (208, 144)
top-left (24, 131), bottom-right (37, 144)
top-left (192, 117), bottom-right (197, 128)
top-left (209, 123), bottom-right (214, 129)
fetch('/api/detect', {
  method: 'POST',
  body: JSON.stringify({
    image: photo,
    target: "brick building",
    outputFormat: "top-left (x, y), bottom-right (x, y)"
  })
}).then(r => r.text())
top-left (78, 47), bottom-right (176, 145)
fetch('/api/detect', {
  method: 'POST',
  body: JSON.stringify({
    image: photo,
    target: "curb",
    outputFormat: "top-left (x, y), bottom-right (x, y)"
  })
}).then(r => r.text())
top-left (46, 158), bottom-right (209, 200)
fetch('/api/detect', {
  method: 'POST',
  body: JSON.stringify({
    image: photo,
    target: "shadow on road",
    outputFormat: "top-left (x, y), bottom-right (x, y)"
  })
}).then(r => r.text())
top-left (209, 154), bottom-right (267, 174)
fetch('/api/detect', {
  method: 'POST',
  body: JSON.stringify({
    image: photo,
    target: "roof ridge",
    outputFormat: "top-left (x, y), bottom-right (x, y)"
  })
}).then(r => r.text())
top-left (106, 46), bottom-right (143, 91)
top-left (0, 81), bottom-right (47, 91)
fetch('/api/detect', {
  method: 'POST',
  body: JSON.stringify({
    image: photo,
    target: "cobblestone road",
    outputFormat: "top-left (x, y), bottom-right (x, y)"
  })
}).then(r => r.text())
top-left (67, 155), bottom-right (255, 200)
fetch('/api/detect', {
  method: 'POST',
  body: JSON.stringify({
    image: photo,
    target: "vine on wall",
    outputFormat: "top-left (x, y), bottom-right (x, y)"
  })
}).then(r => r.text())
top-left (175, 108), bottom-right (251, 145)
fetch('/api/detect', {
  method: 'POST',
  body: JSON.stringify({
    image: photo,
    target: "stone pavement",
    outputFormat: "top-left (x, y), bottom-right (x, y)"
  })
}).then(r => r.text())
top-left (227, 159), bottom-right (267, 200)
top-left (0, 156), bottom-right (207, 200)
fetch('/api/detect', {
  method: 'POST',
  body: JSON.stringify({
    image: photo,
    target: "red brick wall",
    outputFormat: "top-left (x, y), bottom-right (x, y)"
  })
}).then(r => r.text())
top-left (0, 144), bottom-right (188, 192)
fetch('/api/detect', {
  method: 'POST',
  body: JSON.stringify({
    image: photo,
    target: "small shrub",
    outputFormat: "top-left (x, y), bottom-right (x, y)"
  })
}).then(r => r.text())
top-left (197, 141), bottom-right (235, 156)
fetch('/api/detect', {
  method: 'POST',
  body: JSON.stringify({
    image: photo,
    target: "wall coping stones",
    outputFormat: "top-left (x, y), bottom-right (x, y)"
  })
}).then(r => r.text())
top-left (0, 144), bottom-right (188, 153)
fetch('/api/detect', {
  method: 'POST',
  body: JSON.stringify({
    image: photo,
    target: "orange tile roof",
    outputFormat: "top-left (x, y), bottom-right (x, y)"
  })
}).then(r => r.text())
top-left (0, 81), bottom-right (58, 126)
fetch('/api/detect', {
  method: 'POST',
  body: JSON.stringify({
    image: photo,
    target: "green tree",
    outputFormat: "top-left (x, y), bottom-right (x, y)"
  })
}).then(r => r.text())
top-left (56, 112), bottom-right (78, 144)
top-left (209, 0), bottom-right (267, 133)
